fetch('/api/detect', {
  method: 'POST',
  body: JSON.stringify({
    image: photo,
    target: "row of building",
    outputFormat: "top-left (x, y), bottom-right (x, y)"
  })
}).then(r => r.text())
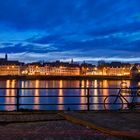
top-left (0, 54), bottom-right (139, 76)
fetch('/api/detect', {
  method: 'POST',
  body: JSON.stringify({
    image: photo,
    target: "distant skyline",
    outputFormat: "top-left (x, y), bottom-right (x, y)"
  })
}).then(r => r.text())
top-left (0, 0), bottom-right (140, 63)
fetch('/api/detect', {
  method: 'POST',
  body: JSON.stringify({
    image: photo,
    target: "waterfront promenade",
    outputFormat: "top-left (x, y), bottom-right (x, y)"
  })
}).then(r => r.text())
top-left (0, 111), bottom-right (139, 140)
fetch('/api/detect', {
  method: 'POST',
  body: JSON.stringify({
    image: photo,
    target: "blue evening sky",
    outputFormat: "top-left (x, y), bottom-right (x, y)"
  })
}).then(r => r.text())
top-left (0, 0), bottom-right (140, 63)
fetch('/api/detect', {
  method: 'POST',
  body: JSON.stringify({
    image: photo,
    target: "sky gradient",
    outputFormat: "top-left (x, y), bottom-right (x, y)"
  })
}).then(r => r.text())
top-left (0, 0), bottom-right (140, 63)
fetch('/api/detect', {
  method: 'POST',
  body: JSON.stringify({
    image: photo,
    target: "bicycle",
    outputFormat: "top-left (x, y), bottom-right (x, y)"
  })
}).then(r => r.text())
top-left (104, 82), bottom-right (140, 110)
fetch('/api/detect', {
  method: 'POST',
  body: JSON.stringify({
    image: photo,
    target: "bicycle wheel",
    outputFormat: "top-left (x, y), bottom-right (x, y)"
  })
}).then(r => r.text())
top-left (104, 95), bottom-right (123, 110)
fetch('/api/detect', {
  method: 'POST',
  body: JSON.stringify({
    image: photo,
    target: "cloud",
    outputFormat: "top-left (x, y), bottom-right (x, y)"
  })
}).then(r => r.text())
top-left (0, 41), bottom-right (57, 53)
top-left (0, 0), bottom-right (140, 62)
top-left (0, 0), bottom-right (139, 31)
top-left (1, 51), bottom-right (140, 63)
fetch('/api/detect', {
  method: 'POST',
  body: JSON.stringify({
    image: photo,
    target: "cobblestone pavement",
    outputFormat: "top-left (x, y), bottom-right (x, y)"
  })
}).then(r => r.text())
top-left (66, 111), bottom-right (140, 131)
top-left (0, 112), bottom-right (120, 140)
top-left (0, 113), bottom-right (63, 123)
top-left (61, 111), bottom-right (140, 139)
top-left (0, 121), bottom-right (121, 140)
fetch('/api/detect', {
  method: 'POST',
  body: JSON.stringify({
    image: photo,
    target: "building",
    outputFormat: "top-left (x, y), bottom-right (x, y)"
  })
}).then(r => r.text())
top-left (97, 62), bottom-right (131, 76)
top-left (26, 62), bottom-right (45, 75)
top-left (44, 61), bottom-right (80, 76)
top-left (0, 54), bottom-right (24, 75)
top-left (0, 54), bottom-right (8, 61)
top-left (0, 54), bottom-right (135, 77)
top-left (80, 62), bottom-right (96, 75)
top-left (130, 65), bottom-right (139, 78)
top-left (98, 60), bottom-right (106, 66)
top-left (0, 63), bottom-right (23, 76)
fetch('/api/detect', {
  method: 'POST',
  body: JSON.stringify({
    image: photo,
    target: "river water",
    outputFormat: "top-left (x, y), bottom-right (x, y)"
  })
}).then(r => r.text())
top-left (0, 79), bottom-right (139, 111)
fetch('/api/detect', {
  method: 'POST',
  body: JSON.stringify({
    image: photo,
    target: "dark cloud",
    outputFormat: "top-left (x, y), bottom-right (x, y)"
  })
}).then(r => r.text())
top-left (0, 0), bottom-right (139, 31)
top-left (30, 35), bottom-right (64, 44)
top-left (0, 0), bottom-right (140, 62)
top-left (0, 0), bottom-right (85, 30)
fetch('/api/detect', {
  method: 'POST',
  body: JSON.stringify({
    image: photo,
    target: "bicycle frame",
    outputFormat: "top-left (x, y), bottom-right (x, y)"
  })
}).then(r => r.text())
top-left (104, 85), bottom-right (140, 110)
top-left (117, 88), bottom-right (140, 105)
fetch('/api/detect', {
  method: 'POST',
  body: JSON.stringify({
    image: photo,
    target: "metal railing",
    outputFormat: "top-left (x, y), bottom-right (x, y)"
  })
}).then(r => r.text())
top-left (0, 87), bottom-right (140, 111)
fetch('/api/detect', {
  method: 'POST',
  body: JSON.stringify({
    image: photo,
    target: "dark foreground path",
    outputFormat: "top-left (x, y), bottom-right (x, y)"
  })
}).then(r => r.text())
top-left (0, 111), bottom-right (139, 140)
top-left (60, 111), bottom-right (140, 140)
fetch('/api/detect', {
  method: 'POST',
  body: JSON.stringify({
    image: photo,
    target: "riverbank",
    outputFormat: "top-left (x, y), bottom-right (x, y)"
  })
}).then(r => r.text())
top-left (0, 75), bottom-right (133, 80)
top-left (0, 111), bottom-right (139, 140)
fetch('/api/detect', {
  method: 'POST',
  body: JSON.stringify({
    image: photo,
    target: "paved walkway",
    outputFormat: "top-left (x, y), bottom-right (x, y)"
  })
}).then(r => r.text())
top-left (60, 111), bottom-right (140, 139)
top-left (0, 111), bottom-right (139, 140)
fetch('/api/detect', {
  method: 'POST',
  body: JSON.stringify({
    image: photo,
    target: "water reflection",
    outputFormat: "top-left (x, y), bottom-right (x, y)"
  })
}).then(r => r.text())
top-left (130, 80), bottom-right (139, 103)
top-left (86, 80), bottom-right (89, 87)
top-left (20, 81), bottom-right (24, 109)
top-left (80, 80), bottom-right (86, 110)
top-left (34, 80), bottom-right (39, 110)
top-left (5, 80), bottom-right (10, 110)
top-left (58, 80), bottom-right (64, 110)
top-left (92, 80), bottom-right (98, 110)
top-left (5, 80), bottom-right (16, 110)
top-left (0, 79), bottom-right (139, 111)
top-left (102, 80), bottom-right (108, 96)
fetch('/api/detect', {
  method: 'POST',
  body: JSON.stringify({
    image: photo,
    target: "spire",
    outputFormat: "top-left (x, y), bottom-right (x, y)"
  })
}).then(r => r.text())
top-left (5, 54), bottom-right (8, 61)
top-left (71, 59), bottom-right (73, 64)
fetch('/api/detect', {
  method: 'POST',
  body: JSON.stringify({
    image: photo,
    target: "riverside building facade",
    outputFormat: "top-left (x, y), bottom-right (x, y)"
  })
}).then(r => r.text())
top-left (0, 54), bottom-right (139, 77)
top-left (0, 54), bottom-right (23, 75)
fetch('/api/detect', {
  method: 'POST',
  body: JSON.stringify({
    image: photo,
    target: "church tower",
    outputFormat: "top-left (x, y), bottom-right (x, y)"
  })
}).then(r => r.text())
top-left (5, 54), bottom-right (8, 61)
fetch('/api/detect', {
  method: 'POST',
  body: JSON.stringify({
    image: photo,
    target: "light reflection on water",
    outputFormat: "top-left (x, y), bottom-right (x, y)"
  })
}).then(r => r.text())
top-left (0, 79), bottom-right (139, 111)
top-left (34, 80), bottom-right (39, 110)
top-left (5, 80), bottom-right (16, 110)
top-left (58, 80), bottom-right (64, 110)
top-left (80, 80), bottom-right (86, 110)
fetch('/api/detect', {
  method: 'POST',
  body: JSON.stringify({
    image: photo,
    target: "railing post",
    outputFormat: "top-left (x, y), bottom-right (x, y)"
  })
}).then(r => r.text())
top-left (16, 88), bottom-right (20, 111)
top-left (87, 88), bottom-right (90, 111)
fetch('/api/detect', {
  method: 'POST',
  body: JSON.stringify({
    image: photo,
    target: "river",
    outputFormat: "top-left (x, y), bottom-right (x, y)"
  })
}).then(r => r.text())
top-left (0, 79), bottom-right (139, 111)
